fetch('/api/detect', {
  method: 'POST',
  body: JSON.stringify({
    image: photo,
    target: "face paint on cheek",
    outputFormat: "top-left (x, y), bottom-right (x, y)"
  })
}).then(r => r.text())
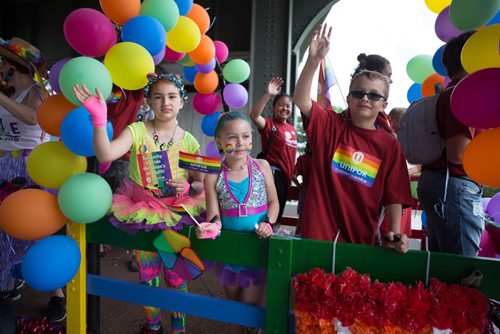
top-left (247, 143), bottom-right (253, 153)
top-left (224, 144), bottom-right (235, 154)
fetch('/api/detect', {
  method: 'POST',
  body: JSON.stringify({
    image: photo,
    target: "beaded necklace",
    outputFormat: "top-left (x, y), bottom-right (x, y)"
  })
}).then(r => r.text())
top-left (152, 123), bottom-right (177, 151)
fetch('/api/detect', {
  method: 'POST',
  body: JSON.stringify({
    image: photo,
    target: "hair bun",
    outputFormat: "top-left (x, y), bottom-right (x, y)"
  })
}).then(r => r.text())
top-left (357, 53), bottom-right (367, 65)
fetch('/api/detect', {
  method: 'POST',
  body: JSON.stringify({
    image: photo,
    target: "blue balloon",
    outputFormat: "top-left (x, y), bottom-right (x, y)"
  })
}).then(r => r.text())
top-left (407, 83), bottom-right (423, 103)
top-left (174, 0), bottom-right (193, 15)
top-left (486, 10), bottom-right (500, 25)
top-left (201, 111), bottom-right (221, 137)
top-left (432, 45), bottom-right (447, 76)
top-left (22, 235), bottom-right (81, 291)
top-left (60, 107), bottom-right (113, 157)
top-left (183, 65), bottom-right (198, 84)
top-left (122, 15), bottom-right (166, 56)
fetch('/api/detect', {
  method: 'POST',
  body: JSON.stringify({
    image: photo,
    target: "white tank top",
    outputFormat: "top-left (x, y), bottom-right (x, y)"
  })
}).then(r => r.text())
top-left (0, 85), bottom-right (48, 150)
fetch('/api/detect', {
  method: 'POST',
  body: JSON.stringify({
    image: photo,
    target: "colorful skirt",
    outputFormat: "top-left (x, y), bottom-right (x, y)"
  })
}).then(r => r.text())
top-left (109, 178), bottom-right (206, 235)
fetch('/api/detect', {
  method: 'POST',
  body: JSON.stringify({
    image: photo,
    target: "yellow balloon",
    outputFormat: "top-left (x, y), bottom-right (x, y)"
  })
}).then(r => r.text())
top-left (166, 16), bottom-right (201, 53)
top-left (461, 24), bottom-right (500, 74)
top-left (27, 141), bottom-right (88, 189)
top-left (424, 0), bottom-right (452, 14)
top-left (104, 42), bottom-right (154, 90)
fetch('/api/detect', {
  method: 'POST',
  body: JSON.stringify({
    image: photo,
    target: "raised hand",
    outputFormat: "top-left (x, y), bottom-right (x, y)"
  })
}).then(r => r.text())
top-left (72, 83), bottom-right (107, 127)
top-left (266, 77), bottom-right (284, 96)
top-left (308, 23), bottom-right (332, 62)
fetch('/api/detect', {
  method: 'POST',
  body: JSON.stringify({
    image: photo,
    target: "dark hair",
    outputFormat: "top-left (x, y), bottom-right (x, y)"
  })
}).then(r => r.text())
top-left (442, 31), bottom-right (475, 79)
top-left (350, 70), bottom-right (390, 98)
top-left (352, 53), bottom-right (390, 77)
top-left (271, 93), bottom-right (292, 108)
top-left (214, 111), bottom-right (252, 139)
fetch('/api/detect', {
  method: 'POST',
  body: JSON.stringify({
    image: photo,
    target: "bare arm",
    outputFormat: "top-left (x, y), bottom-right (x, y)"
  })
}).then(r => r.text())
top-left (204, 173), bottom-right (221, 223)
top-left (257, 159), bottom-right (279, 224)
top-left (446, 134), bottom-right (470, 165)
top-left (249, 77), bottom-right (284, 130)
top-left (0, 86), bottom-right (41, 125)
top-left (293, 24), bottom-right (332, 118)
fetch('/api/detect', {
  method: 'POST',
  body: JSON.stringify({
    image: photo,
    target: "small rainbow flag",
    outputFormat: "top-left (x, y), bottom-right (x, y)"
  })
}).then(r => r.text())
top-left (179, 151), bottom-right (221, 174)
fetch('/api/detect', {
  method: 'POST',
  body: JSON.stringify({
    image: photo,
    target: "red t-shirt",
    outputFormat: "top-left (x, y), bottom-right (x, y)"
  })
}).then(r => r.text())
top-left (301, 101), bottom-right (412, 244)
top-left (259, 118), bottom-right (297, 180)
top-left (294, 153), bottom-right (312, 187)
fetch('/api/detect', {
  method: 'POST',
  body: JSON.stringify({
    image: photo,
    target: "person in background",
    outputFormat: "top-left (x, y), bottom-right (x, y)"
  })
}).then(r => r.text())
top-left (249, 77), bottom-right (297, 223)
top-left (292, 143), bottom-right (312, 235)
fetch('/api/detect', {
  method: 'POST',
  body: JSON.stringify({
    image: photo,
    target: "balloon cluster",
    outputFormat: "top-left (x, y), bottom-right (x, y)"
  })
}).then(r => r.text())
top-left (408, 1), bottom-right (500, 187)
top-left (478, 193), bottom-right (500, 258)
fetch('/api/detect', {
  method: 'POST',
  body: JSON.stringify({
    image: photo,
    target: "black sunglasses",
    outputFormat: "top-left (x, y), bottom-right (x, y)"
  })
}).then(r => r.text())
top-left (349, 90), bottom-right (386, 102)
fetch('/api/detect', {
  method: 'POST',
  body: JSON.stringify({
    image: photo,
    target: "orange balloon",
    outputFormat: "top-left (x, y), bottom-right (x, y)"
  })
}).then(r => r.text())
top-left (0, 189), bottom-right (68, 240)
top-left (188, 35), bottom-right (215, 64)
top-left (37, 94), bottom-right (77, 137)
top-left (463, 128), bottom-right (500, 187)
top-left (186, 4), bottom-right (210, 34)
top-left (421, 73), bottom-right (445, 97)
top-left (99, 0), bottom-right (141, 25)
top-left (194, 71), bottom-right (219, 94)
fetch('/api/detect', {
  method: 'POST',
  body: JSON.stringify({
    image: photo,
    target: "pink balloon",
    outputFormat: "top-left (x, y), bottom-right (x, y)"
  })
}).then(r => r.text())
top-left (223, 83), bottom-right (248, 109)
top-left (214, 40), bottom-right (229, 64)
top-left (486, 223), bottom-right (500, 253)
top-left (164, 46), bottom-right (185, 63)
top-left (478, 229), bottom-right (497, 258)
top-left (451, 68), bottom-right (500, 129)
top-left (193, 92), bottom-right (222, 115)
top-left (435, 6), bottom-right (464, 42)
top-left (63, 8), bottom-right (117, 57)
top-left (206, 140), bottom-right (221, 158)
top-left (48, 58), bottom-right (71, 93)
top-left (153, 47), bottom-right (166, 65)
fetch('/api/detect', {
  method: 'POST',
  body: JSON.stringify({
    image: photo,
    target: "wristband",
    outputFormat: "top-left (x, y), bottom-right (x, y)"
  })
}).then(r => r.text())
top-left (82, 96), bottom-right (107, 127)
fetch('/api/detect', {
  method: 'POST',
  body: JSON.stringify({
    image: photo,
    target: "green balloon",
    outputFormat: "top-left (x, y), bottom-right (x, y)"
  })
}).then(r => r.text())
top-left (141, 0), bottom-right (179, 32)
top-left (411, 181), bottom-right (419, 200)
top-left (406, 55), bottom-right (435, 84)
top-left (450, 0), bottom-right (499, 30)
top-left (59, 57), bottom-right (113, 106)
top-left (222, 59), bottom-right (251, 84)
top-left (58, 173), bottom-right (112, 224)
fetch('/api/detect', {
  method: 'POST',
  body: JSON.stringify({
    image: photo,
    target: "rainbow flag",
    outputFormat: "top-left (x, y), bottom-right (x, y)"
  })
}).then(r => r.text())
top-left (178, 151), bottom-right (221, 174)
top-left (331, 144), bottom-right (381, 188)
top-left (317, 57), bottom-right (337, 109)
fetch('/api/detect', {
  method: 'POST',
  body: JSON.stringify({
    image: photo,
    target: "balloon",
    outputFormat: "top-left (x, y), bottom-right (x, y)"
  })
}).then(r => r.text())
top-left (223, 83), bottom-right (248, 109)
top-left (461, 24), bottom-right (500, 74)
top-left (48, 58), bottom-right (71, 93)
top-left (194, 71), bottom-right (218, 94)
top-left (166, 16), bottom-right (201, 53)
top-left (450, 68), bottom-right (500, 129)
top-left (60, 107), bottom-right (114, 157)
top-left (201, 111), bottom-right (221, 137)
top-left (406, 55), bottom-right (435, 84)
top-left (183, 65), bottom-right (198, 83)
top-left (122, 16), bottom-right (166, 56)
top-left (431, 45), bottom-right (447, 76)
top-left (486, 10), bottom-right (500, 25)
top-left (205, 140), bottom-right (221, 158)
top-left (153, 47), bottom-right (166, 65)
top-left (421, 73), bottom-right (445, 97)
top-left (63, 8), bottom-right (117, 57)
top-left (59, 57), bottom-right (113, 106)
top-left (186, 3), bottom-right (210, 34)
top-left (100, 0), bottom-right (141, 25)
top-left (174, 0), bottom-right (193, 15)
top-left (58, 173), bottom-right (112, 224)
top-left (192, 92), bottom-right (221, 115)
top-left (188, 34), bottom-right (215, 64)
top-left (0, 189), bottom-right (67, 240)
top-left (140, 0), bottom-right (179, 32)
top-left (450, 0), bottom-right (499, 30)
top-left (407, 83), bottom-right (422, 103)
top-left (435, 6), bottom-right (464, 42)
top-left (27, 141), bottom-right (87, 189)
top-left (104, 42), bottom-right (154, 90)
top-left (486, 223), bottom-right (500, 252)
top-left (22, 235), bottom-right (80, 291)
top-left (37, 94), bottom-right (77, 137)
top-left (164, 46), bottom-right (185, 63)
top-left (214, 40), bottom-right (229, 64)
top-left (179, 53), bottom-right (194, 66)
top-left (424, 0), bottom-right (451, 14)
top-left (487, 193), bottom-right (500, 216)
top-left (222, 59), bottom-right (250, 84)
top-left (482, 197), bottom-right (492, 213)
top-left (195, 58), bottom-right (216, 74)
top-left (478, 229), bottom-right (497, 258)
top-left (410, 181), bottom-right (418, 200)
top-left (463, 128), bottom-right (500, 187)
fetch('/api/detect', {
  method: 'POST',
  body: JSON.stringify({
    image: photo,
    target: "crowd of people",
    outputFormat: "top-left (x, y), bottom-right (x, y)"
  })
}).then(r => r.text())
top-left (0, 22), bottom-right (485, 334)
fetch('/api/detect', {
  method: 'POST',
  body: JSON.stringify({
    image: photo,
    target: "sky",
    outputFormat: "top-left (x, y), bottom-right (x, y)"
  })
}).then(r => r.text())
top-left (319, 0), bottom-right (444, 112)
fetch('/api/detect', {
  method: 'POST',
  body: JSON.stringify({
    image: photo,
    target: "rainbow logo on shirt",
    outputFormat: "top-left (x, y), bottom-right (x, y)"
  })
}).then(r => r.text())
top-left (179, 151), bottom-right (221, 174)
top-left (331, 144), bottom-right (381, 188)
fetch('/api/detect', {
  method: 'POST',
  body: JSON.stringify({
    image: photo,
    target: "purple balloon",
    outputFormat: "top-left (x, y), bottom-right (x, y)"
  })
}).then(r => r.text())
top-left (195, 58), bottom-right (216, 74)
top-left (487, 193), bottom-right (500, 216)
top-left (164, 46), bottom-right (185, 63)
top-left (193, 92), bottom-right (222, 115)
top-left (482, 197), bottom-right (492, 212)
top-left (451, 68), bottom-right (500, 129)
top-left (205, 140), bottom-right (221, 158)
top-left (435, 6), bottom-right (465, 42)
top-left (49, 58), bottom-right (71, 93)
top-left (223, 84), bottom-right (248, 109)
top-left (153, 47), bottom-right (166, 65)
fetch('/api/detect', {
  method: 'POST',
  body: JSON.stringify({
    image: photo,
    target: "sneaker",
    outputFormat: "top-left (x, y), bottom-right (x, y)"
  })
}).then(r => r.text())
top-left (14, 279), bottom-right (25, 290)
top-left (0, 288), bottom-right (21, 301)
top-left (139, 323), bottom-right (163, 334)
top-left (46, 296), bottom-right (66, 322)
